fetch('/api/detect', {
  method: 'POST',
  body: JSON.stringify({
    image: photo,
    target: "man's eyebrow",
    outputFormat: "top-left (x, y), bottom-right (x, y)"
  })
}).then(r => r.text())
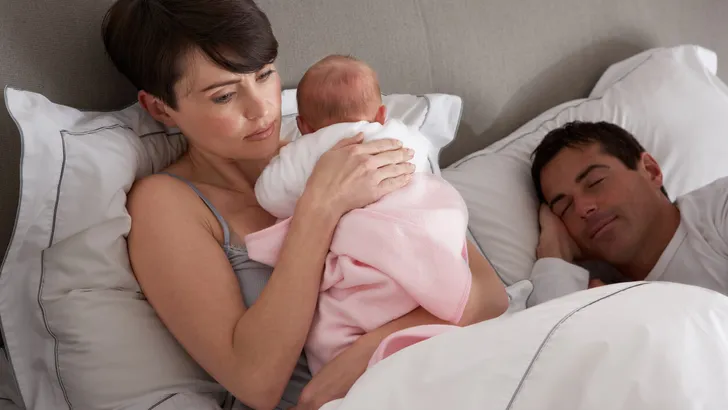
top-left (575, 164), bottom-right (609, 183)
top-left (200, 79), bottom-right (240, 93)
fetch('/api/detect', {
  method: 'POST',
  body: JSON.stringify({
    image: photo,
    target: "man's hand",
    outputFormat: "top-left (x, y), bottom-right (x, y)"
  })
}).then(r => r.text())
top-left (589, 278), bottom-right (606, 288)
top-left (536, 204), bottom-right (582, 262)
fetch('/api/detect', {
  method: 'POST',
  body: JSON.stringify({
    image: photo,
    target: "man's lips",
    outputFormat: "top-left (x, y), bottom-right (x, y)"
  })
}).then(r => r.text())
top-left (245, 123), bottom-right (274, 141)
top-left (588, 216), bottom-right (617, 239)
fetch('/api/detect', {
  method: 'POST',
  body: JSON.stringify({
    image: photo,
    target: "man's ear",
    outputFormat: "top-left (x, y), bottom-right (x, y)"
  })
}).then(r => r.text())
top-left (374, 105), bottom-right (387, 125)
top-left (138, 90), bottom-right (177, 127)
top-left (297, 115), bottom-right (315, 135)
top-left (640, 152), bottom-right (664, 187)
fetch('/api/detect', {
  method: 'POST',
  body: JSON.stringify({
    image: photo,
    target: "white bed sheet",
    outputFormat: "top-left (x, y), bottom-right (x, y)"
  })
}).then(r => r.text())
top-left (323, 282), bottom-right (728, 410)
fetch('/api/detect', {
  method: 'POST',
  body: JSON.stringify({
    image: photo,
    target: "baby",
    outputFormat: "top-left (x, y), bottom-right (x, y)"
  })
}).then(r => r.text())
top-left (247, 55), bottom-right (475, 375)
top-left (255, 55), bottom-right (432, 218)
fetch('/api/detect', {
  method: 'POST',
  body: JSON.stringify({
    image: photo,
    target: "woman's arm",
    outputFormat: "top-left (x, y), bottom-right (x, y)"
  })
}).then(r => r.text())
top-left (296, 239), bottom-right (509, 409)
top-left (457, 240), bottom-right (510, 326)
top-left (128, 136), bottom-right (414, 410)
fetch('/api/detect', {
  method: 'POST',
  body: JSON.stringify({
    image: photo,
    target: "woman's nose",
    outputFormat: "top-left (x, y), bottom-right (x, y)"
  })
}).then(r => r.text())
top-left (243, 94), bottom-right (269, 120)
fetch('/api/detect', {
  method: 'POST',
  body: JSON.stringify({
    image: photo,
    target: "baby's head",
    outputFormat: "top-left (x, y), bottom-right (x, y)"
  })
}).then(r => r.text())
top-left (296, 55), bottom-right (386, 135)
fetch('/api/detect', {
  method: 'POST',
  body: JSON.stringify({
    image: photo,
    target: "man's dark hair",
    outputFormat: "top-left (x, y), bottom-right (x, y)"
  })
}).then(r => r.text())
top-left (102, 0), bottom-right (278, 109)
top-left (531, 121), bottom-right (668, 203)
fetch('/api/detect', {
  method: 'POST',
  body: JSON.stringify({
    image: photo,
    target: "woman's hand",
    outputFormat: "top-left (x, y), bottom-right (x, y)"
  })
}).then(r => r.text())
top-left (302, 133), bottom-right (415, 218)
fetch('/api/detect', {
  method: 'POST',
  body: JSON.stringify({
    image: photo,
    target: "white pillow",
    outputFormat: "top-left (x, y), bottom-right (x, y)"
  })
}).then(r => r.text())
top-left (442, 45), bottom-right (728, 286)
top-left (0, 87), bottom-right (463, 409)
top-left (280, 89), bottom-right (463, 175)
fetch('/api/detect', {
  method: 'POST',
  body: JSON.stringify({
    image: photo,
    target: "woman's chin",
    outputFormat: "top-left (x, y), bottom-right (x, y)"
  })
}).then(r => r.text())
top-left (238, 135), bottom-right (283, 160)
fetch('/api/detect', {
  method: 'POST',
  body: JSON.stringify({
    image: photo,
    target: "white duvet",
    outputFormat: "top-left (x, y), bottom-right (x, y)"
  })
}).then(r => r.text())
top-left (322, 282), bottom-right (728, 410)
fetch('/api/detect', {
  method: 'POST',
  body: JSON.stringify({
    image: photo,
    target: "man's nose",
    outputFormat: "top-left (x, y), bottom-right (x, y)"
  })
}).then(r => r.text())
top-left (576, 196), bottom-right (598, 219)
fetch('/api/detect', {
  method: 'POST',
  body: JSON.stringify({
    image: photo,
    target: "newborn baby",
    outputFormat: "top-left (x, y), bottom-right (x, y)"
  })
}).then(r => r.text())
top-left (255, 55), bottom-right (432, 218)
top-left (247, 55), bottom-right (474, 375)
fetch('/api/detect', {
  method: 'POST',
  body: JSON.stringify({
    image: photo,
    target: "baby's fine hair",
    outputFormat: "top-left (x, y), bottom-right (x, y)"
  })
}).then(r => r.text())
top-left (296, 55), bottom-right (382, 129)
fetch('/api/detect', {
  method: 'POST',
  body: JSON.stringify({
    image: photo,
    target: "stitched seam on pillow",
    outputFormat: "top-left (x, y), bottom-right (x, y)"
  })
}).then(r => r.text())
top-left (594, 53), bottom-right (655, 96)
top-left (38, 131), bottom-right (72, 409)
top-left (416, 94), bottom-right (437, 174)
top-left (450, 53), bottom-right (656, 169)
top-left (504, 282), bottom-right (650, 410)
top-left (35, 125), bottom-right (184, 410)
top-left (148, 393), bottom-right (178, 409)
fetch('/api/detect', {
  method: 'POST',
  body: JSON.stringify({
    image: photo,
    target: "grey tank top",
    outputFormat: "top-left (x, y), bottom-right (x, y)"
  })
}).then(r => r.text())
top-left (162, 173), bottom-right (311, 410)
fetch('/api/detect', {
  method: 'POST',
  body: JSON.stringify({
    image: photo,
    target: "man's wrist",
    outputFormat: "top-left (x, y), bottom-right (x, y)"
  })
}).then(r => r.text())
top-left (536, 247), bottom-right (572, 262)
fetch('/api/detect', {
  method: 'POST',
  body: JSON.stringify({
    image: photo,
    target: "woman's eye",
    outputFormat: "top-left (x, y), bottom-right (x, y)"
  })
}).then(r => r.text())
top-left (212, 93), bottom-right (234, 104)
top-left (588, 178), bottom-right (605, 188)
top-left (257, 69), bottom-right (275, 81)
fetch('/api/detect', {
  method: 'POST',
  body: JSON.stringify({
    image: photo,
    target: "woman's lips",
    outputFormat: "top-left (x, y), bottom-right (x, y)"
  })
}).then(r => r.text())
top-left (245, 123), bottom-right (274, 141)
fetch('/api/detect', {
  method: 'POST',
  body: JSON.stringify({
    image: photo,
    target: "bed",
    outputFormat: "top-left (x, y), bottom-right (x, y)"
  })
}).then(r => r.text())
top-left (2, 0), bottom-right (728, 409)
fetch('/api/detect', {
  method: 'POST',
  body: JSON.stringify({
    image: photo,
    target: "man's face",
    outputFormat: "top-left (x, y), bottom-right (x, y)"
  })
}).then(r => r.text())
top-left (539, 143), bottom-right (665, 264)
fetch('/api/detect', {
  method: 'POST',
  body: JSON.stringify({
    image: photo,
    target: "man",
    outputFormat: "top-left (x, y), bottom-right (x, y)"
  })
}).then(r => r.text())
top-left (527, 121), bottom-right (728, 306)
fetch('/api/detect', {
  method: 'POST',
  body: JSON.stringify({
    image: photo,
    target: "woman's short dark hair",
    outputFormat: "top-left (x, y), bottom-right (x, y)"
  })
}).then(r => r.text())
top-left (530, 121), bottom-right (668, 202)
top-left (102, 0), bottom-right (278, 109)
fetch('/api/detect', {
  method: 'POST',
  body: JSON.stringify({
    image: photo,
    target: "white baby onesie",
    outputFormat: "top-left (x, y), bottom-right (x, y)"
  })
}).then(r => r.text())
top-left (255, 119), bottom-right (433, 219)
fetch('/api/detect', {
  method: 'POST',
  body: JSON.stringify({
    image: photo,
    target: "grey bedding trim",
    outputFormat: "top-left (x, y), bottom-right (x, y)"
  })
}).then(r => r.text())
top-left (148, 393), bottom-right (178, 410)
top-left (38, 130), bottom-right (72, 408)
top-left (416, 94), bottom-right (437, 174)
top-left (449, 53), bottom-right (655, 170)
top-left (505, 282), bottom-right (649, 410)
top-left (35, 125), bottom-right (184, 409)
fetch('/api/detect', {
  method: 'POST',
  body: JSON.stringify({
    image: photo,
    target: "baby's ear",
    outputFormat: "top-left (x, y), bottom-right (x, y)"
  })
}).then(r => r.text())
top-left (296, 115), bottom-right (314, 135)
top-left (375, 105), bottom-right (387, 125)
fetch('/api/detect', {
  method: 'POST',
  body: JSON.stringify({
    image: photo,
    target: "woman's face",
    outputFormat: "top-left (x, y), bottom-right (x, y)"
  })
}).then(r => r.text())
top-left (160, 48), bottom-right (282, 161)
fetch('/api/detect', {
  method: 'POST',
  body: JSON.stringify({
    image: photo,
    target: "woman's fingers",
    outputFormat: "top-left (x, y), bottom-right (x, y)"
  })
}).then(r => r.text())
top-left (374, 162), bottom-right (416, 182)
top-left (332, 132), bottom-right (365, 149)
top-left (351, 138), bottom-right (403, 155)
top-left (377, 173), bottom-right (413, 195)
top-left (365, 147), bottom-right (414, 170)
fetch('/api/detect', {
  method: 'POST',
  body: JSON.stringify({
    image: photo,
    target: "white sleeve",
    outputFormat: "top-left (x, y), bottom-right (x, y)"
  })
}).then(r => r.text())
top-left (379, 121), bottom-right (433, 174)
top-left (255, 126), bottom-right (357, 219)
top-left (255, 139), bottom-right (325, 219)
top-left (526, 258), bottom-right (590, 307)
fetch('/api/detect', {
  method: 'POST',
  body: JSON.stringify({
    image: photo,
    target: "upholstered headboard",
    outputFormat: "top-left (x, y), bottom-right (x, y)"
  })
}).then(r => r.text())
top-left (1, 0), bottom-right (727, 258)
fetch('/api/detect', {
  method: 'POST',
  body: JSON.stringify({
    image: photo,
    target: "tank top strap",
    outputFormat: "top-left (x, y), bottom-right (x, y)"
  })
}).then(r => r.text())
top-left (158, 172), bottom-right (231, 247)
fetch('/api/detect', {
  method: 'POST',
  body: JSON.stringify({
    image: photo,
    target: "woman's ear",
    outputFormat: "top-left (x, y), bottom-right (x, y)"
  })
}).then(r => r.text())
top-left (138, 90), bottom-right (177, 127)
top-left (375, 105), bottom-right (387, 125)
top-left (640, 152), bottom-right (664, 187)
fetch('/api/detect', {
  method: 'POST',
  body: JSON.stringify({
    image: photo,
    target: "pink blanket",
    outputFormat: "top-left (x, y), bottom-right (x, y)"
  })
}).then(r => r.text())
top-left (245, 174), bottom-right (472, 374)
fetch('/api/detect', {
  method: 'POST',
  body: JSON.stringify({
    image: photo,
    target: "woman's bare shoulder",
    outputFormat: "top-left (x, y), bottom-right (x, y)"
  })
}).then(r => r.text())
top-left (127, 172), bottom-right (225, 246)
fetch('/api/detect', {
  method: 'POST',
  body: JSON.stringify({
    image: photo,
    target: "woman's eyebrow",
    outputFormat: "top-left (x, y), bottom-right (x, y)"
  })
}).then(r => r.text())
top-left (200, 79), bottom-right (241, 92)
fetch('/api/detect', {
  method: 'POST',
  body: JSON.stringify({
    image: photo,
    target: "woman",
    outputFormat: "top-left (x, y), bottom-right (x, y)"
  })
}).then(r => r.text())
top-left (102, 0), bottom-right (508, 409)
